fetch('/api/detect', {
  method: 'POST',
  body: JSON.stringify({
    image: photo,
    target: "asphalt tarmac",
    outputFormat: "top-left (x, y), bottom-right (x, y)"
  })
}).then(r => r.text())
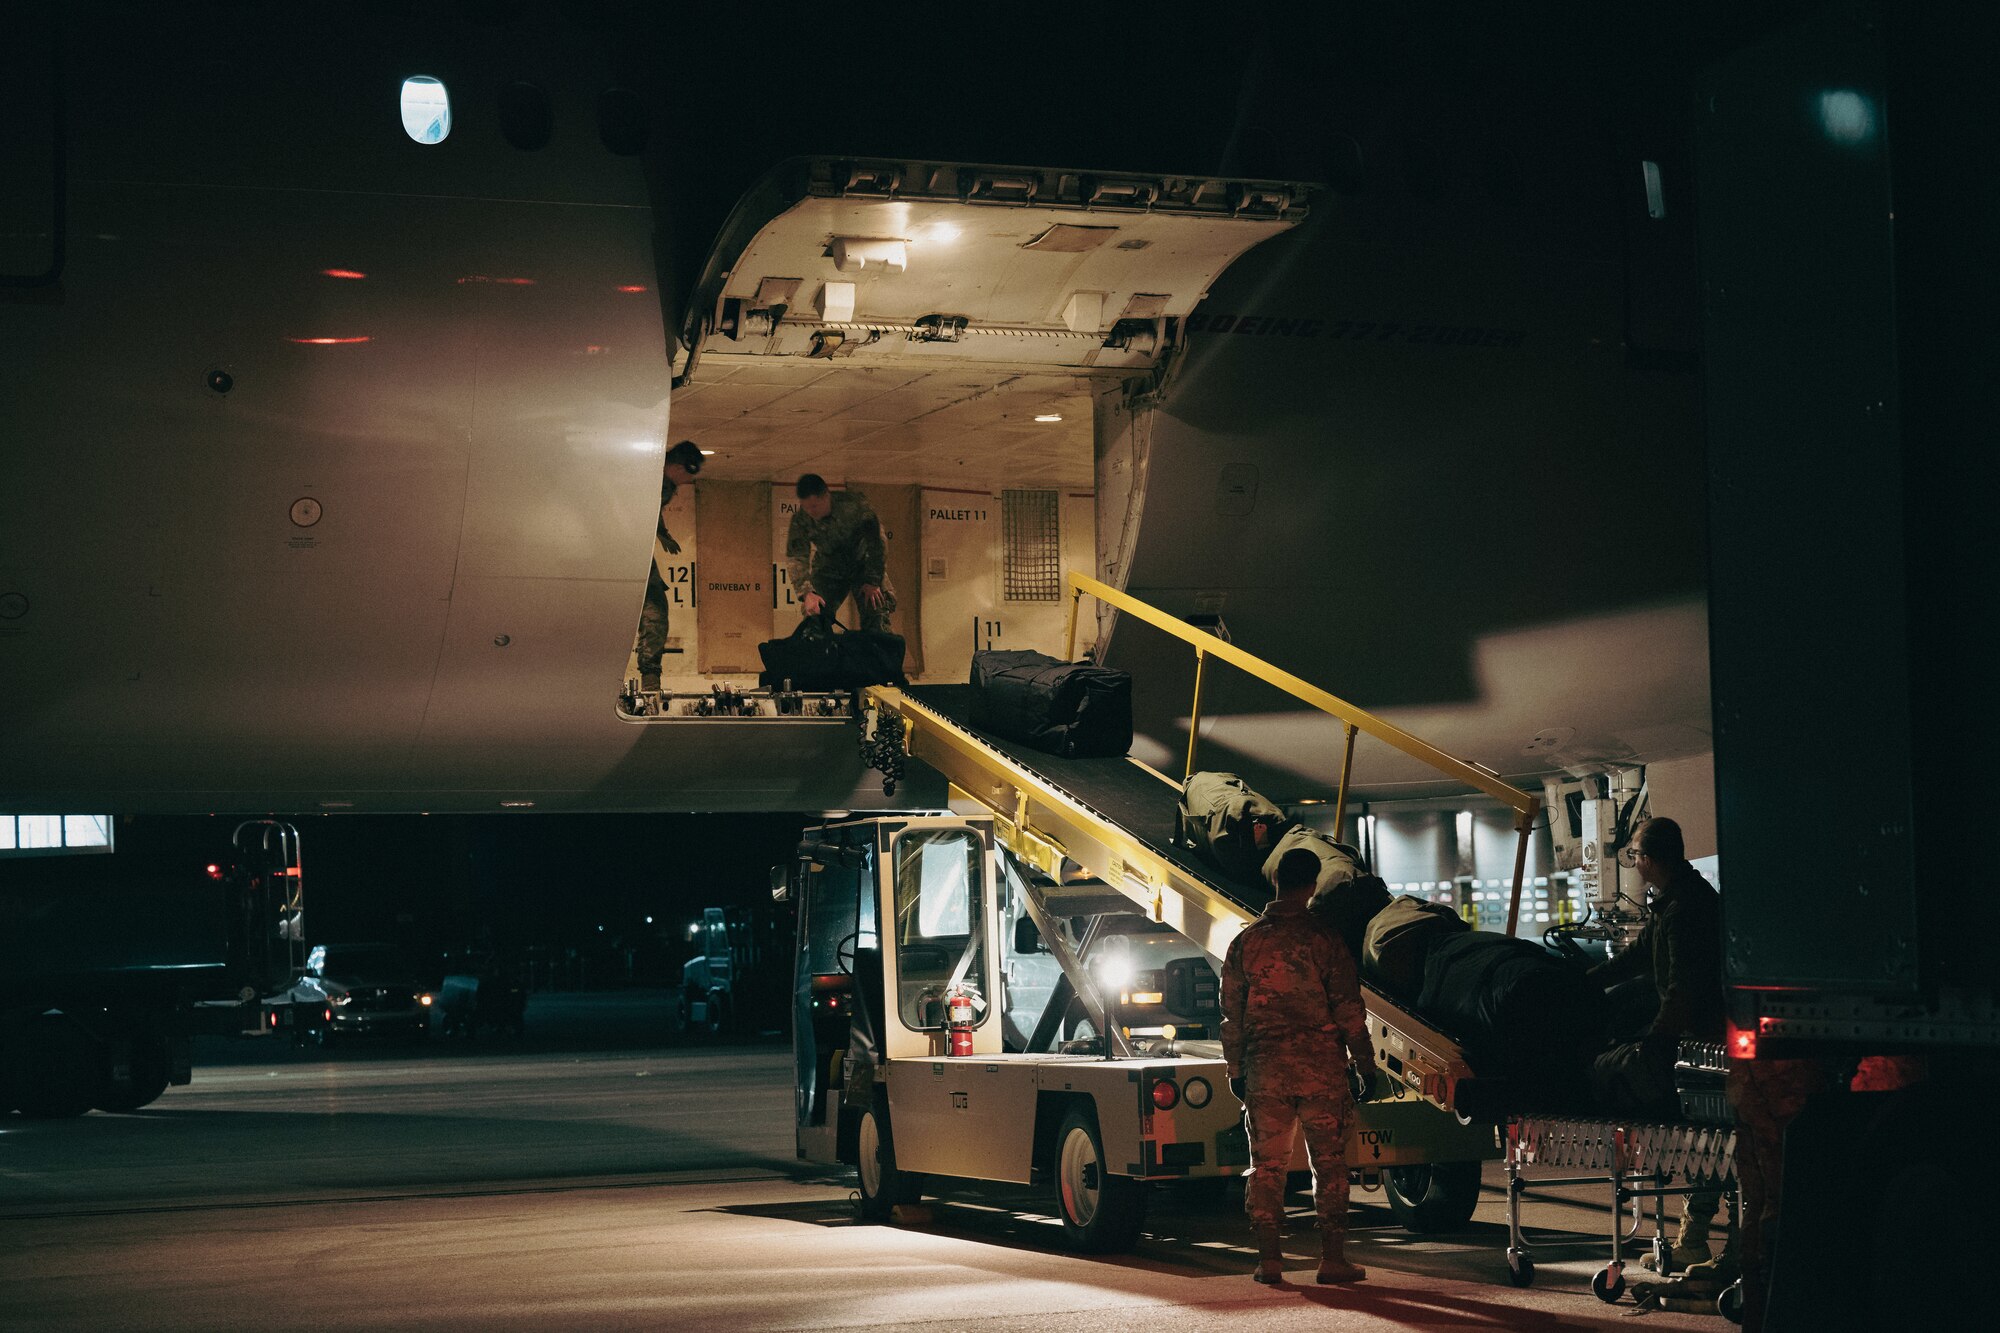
top-left (0, 992), bottom-right (1721, 1330)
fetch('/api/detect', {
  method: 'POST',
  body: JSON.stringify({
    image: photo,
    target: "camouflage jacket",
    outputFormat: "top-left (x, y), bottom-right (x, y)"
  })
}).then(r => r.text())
top-left (785, 490), bottom-right (886, 597)
top-left (1221, 896), bottom-right (1375, 1097)
top-left (657, 475), bottom-right (682, 556)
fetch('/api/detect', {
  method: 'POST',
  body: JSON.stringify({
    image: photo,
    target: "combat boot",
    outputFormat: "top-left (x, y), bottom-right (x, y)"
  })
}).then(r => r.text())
top-left (1642, 1214), bottom-right (1712, 1272)
top-left (1253, 1223), bottom-right (1285, 1284)
top-left (1316, 1230), bottom-right (1367, 1284)
top-left (1679, 1231), bottom-right (1740, 1290)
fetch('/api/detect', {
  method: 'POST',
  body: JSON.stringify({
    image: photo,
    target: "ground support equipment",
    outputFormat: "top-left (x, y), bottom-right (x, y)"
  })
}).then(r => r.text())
top-left (1502, 1114), bottom-right (1737, 1309)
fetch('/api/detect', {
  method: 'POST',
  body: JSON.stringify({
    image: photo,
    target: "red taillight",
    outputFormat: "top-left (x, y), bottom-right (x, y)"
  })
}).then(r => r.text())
top-left (269, 1012), bottom-right (278, 1027)
top-left (322, 268), bottom-right (366, 280)
top-left (205, 863), bottom-right (222, 879)
top-left (1729, 1023), bottom-right (1757, 1061)
top-left (323, 1008), bottom-right (332, 1022)
top-left (1151, 1078), bottom-right (1180, 1110)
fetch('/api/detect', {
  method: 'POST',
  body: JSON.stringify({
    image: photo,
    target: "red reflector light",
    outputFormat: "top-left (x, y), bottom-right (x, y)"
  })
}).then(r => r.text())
top-left (1729, 1024), bottom-right (1757, 1060)
top-left (1150, 1078), bottom-right (1180, 1110)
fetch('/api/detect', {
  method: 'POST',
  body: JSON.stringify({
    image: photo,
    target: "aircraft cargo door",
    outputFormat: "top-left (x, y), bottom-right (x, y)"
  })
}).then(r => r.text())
top-left (667, 156), bottom-right (1311, 684)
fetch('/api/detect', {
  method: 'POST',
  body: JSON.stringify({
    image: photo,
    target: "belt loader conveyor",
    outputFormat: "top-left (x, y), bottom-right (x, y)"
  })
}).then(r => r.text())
top-left (863, 681), bottom-right (1489, 1127)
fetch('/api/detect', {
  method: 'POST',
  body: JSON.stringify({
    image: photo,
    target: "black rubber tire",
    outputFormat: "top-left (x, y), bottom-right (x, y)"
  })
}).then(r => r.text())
top-left (1053, 1105), bottom-right (1148, 1253)
top-left (16, 1021), bottom-right (100, 1118)
top-left (94, 1035), bottom-right (172, 1113)
top-left (1718, 1279), bottom-right (1744, 1324)
top-left (855, 1105), bottom-right (923, 1222)
top-left (1591, 1265), bottom-right (1626, 1303)
top-left (1506, 1251), bottom-right (1535, 1288)
top-left (1383, 1160), bottom-right (1483, 1233)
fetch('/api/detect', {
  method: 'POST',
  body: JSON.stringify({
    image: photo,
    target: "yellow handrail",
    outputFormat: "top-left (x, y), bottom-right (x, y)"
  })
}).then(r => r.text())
top-left (1065, 572), bottom-right (1536, 815)
top-left (1063, 570), bottom-right (1543, 933)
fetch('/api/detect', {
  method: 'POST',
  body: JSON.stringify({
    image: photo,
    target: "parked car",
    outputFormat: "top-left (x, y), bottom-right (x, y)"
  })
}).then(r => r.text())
top-left (435, 952), bottom-right (527, 1040)
top-left (1000, 883), bottom-right (1220, 1049)
top-left (301, 943), bottom-right (433, 1044)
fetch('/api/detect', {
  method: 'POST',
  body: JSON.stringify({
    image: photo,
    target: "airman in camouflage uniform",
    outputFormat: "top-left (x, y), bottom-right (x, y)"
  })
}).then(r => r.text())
top-left (785, 473), bottom-right (897, 633)
top-left (1221, 846), bottom-right (1378, 1285)
top-left (634, 440), bottom-right (703, 692)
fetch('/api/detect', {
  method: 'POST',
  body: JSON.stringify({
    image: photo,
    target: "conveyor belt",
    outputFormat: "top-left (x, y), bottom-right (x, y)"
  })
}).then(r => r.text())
top-left (869, 682), bottom-right (1486, 1120)
top-left (904, 685), bottom-right (1271, 917)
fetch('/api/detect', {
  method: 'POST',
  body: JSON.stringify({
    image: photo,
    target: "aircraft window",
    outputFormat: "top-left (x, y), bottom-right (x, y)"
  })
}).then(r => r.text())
top-left (1002, 490), bottom-right (1062, 602)
top-left (597, 87), bottom-right (646, 156)
top-left (499, 81), bottom-right (553, 151)
top-left (399, 76), bottom-right (452, 145)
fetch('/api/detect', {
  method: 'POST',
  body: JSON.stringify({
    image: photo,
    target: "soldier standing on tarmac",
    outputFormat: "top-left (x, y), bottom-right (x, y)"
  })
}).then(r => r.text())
top-left (1221, 846), bottom-right (1379, 1285)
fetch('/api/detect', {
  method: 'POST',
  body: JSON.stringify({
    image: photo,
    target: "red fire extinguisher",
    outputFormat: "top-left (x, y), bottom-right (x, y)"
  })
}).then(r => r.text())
top-left (946, 988), bottom-right (974, 1057)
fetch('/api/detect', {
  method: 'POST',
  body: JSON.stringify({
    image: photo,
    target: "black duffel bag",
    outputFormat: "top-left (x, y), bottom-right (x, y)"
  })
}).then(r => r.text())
top-left (1415, 931), bottom-right (1609, 1113)
top-left (758, 616), bottom-right (906, 692)
top-left (969, 650), bottom-right (1132, 758)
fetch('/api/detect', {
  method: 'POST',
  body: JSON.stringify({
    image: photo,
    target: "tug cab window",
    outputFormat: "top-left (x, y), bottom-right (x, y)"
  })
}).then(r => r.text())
top-left (891, 828), bottom-right (986, 1030)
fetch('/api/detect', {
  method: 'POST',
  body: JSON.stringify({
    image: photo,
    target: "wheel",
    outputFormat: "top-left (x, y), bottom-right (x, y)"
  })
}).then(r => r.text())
top-left (1060, 998), bottom-right (1101, 1045)
top-left (94, 1035), bottom-right (171, 1113)
top-left (1591, 1262), bottom-right (1626, 1303)
top-left (1383, 1160), bottom-right (1483, 1233)
top-left (1505, 1249), bottom-right (1535, 1288)
top-left (855, 1106), bottom-right (922, 1222)
top-left (16, 1020), bottom-right (100, 1118)
top-left (1054, 1105), bottom-right (1148, 1252)
top-left (1718, 1279), bottom-right (1745, 1324)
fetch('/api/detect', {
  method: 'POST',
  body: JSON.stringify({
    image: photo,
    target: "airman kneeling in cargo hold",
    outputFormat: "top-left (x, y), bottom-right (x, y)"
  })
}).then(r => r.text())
top-left (1221, 846), bottom-right (1379, 1285)
top-left (786, 473), bottom-right (896, 633)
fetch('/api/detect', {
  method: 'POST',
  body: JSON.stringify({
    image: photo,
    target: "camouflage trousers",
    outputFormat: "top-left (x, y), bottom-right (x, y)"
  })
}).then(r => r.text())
top-left (1243, 1089), bottom-right (1353, 1232)
top-left (809, 574), bottom-right (897, 635)
top-left (1729, 1057), bottom-right (1833, 1331)
top-left (635, 566), bottom-right (671, 680)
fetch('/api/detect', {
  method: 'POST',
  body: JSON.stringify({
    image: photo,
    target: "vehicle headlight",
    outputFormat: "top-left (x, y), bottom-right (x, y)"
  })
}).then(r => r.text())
top-left (419, 993), bottom-right (433, 1006)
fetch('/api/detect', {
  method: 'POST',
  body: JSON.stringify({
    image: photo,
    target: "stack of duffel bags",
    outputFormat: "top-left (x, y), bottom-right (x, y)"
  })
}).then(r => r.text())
top-left (1178, 770), bottom-right (1606, 1115)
